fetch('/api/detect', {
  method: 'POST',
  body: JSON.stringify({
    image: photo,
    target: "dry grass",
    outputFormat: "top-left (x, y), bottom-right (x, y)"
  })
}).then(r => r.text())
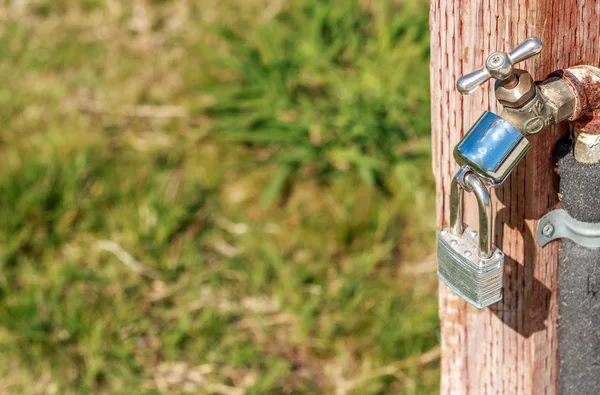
top-left (0, 0), bottom-right (438, 393)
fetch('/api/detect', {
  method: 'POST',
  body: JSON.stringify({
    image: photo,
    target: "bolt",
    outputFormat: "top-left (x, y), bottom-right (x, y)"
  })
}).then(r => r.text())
top-left (450, 239), bottom-right (458, 246)
top-left (542, 223), bottom-right (555, 237)
top-left (464, 250), bottom-right (472, 257)
top-left (470, 229), bottom-right (478, 238)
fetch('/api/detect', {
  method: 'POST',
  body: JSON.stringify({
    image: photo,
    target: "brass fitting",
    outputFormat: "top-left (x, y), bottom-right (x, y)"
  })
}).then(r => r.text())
top-left (494, 70), bottom-right (535, 108)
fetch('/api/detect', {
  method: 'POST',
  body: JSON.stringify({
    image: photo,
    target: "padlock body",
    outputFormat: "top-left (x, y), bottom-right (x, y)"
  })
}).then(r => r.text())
top-left (437, 225), bottom-right (504, 309)
top-left (454, 111), bottom-right (530, 186)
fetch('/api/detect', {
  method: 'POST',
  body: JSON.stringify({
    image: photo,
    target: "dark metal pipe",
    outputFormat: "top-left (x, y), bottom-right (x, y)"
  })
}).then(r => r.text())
top-left (555, 65), bottom-right (600, 393)
top-left (556, 139), bottom-right (600, 394)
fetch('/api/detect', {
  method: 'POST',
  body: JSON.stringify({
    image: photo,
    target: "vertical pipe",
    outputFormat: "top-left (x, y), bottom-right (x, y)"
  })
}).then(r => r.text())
top-left (556, 137), bottom-right (600, 394)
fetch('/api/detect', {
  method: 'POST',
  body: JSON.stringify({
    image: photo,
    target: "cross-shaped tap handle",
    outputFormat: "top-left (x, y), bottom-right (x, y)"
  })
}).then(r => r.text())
top-left (457, 38), bottom-right (543, 94)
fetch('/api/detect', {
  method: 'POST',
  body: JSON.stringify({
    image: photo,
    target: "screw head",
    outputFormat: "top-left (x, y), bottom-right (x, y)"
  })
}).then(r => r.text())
top-left (486, 52), bottom-right (513, 80)
top-left (488, 53), bottom-right (506, 67)
top-left (464, 250), bottom-right (472, 257)
top-left (542, 223), bottom-right (555, 237)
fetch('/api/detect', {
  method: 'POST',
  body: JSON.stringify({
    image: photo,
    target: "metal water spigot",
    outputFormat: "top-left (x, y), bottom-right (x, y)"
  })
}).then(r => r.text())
top-left (452, 38), bottom-right (555, 187)
top-left (437, 38), bottom-right (543, 309)
top-left (455, 37), bottom-right (581, 136)
top-left (439, 37), bottom-right (600, 309)
top-left (452, 38), bottom-right (568, 188)
top-left (457, 37), bottom-right (542, 94)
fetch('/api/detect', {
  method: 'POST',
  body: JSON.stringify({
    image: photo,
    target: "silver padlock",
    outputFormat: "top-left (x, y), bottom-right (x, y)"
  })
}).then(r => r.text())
top-left (454, 111), bottom-right (530, 186)
top-left (437, 169), bottom-right (505, 309)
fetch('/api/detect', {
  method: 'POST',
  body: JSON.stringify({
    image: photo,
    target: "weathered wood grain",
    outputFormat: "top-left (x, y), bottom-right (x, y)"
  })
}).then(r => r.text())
top-left (430, 0), bottom-right (600, 393)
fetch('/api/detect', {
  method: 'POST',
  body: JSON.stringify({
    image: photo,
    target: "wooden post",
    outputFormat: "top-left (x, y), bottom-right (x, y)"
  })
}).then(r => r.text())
top-left (430, 1), bottom-right (600, 393)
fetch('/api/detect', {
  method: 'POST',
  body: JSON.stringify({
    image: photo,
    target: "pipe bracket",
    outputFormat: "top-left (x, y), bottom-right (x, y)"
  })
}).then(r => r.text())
top-left (537, 209), bottom-right (600, 248)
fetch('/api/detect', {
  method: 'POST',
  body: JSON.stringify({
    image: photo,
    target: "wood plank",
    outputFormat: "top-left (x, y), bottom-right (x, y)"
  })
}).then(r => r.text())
top-left (430, 0), bottom-right (600, 393)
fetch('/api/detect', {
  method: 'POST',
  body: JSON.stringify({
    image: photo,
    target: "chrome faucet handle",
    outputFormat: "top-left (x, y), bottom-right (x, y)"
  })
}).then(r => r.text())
top-left (457, 38), bottom-right (543, 94)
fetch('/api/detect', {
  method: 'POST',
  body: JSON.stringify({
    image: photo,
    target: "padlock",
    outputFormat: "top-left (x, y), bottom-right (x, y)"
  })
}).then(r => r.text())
top-left (454, 111), bottom-right (530, 186)
top-left (437, 168), bottom-right (505, 309)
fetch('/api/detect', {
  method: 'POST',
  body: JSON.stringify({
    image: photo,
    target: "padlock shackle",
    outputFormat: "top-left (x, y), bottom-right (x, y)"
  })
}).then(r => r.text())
top-left (466, 173), bottom-right (493, 258)
top-left (450, 177), bottom-right (464, 236)
top-left (449, 172), bottom-right (493, 258)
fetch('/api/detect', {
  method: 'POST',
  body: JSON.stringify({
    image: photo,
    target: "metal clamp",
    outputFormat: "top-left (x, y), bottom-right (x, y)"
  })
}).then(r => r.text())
top-left (536, 209), bottom-right (600, 248)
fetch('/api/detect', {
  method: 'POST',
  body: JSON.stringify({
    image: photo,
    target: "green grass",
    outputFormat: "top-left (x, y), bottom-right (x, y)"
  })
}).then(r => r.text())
top-left (0, 0), bottom-right (438, 393)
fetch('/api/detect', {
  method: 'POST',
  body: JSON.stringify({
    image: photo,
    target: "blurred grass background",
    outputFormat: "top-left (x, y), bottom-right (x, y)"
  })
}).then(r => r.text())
top-left (0, 0), bottom-right (438, 393)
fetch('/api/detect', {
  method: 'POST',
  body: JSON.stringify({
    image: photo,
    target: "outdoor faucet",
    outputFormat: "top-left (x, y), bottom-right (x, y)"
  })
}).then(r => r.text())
top-left (455, 37), bottom-right (600, 185)
top-left (436, 38), bottom-right (600, 309)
